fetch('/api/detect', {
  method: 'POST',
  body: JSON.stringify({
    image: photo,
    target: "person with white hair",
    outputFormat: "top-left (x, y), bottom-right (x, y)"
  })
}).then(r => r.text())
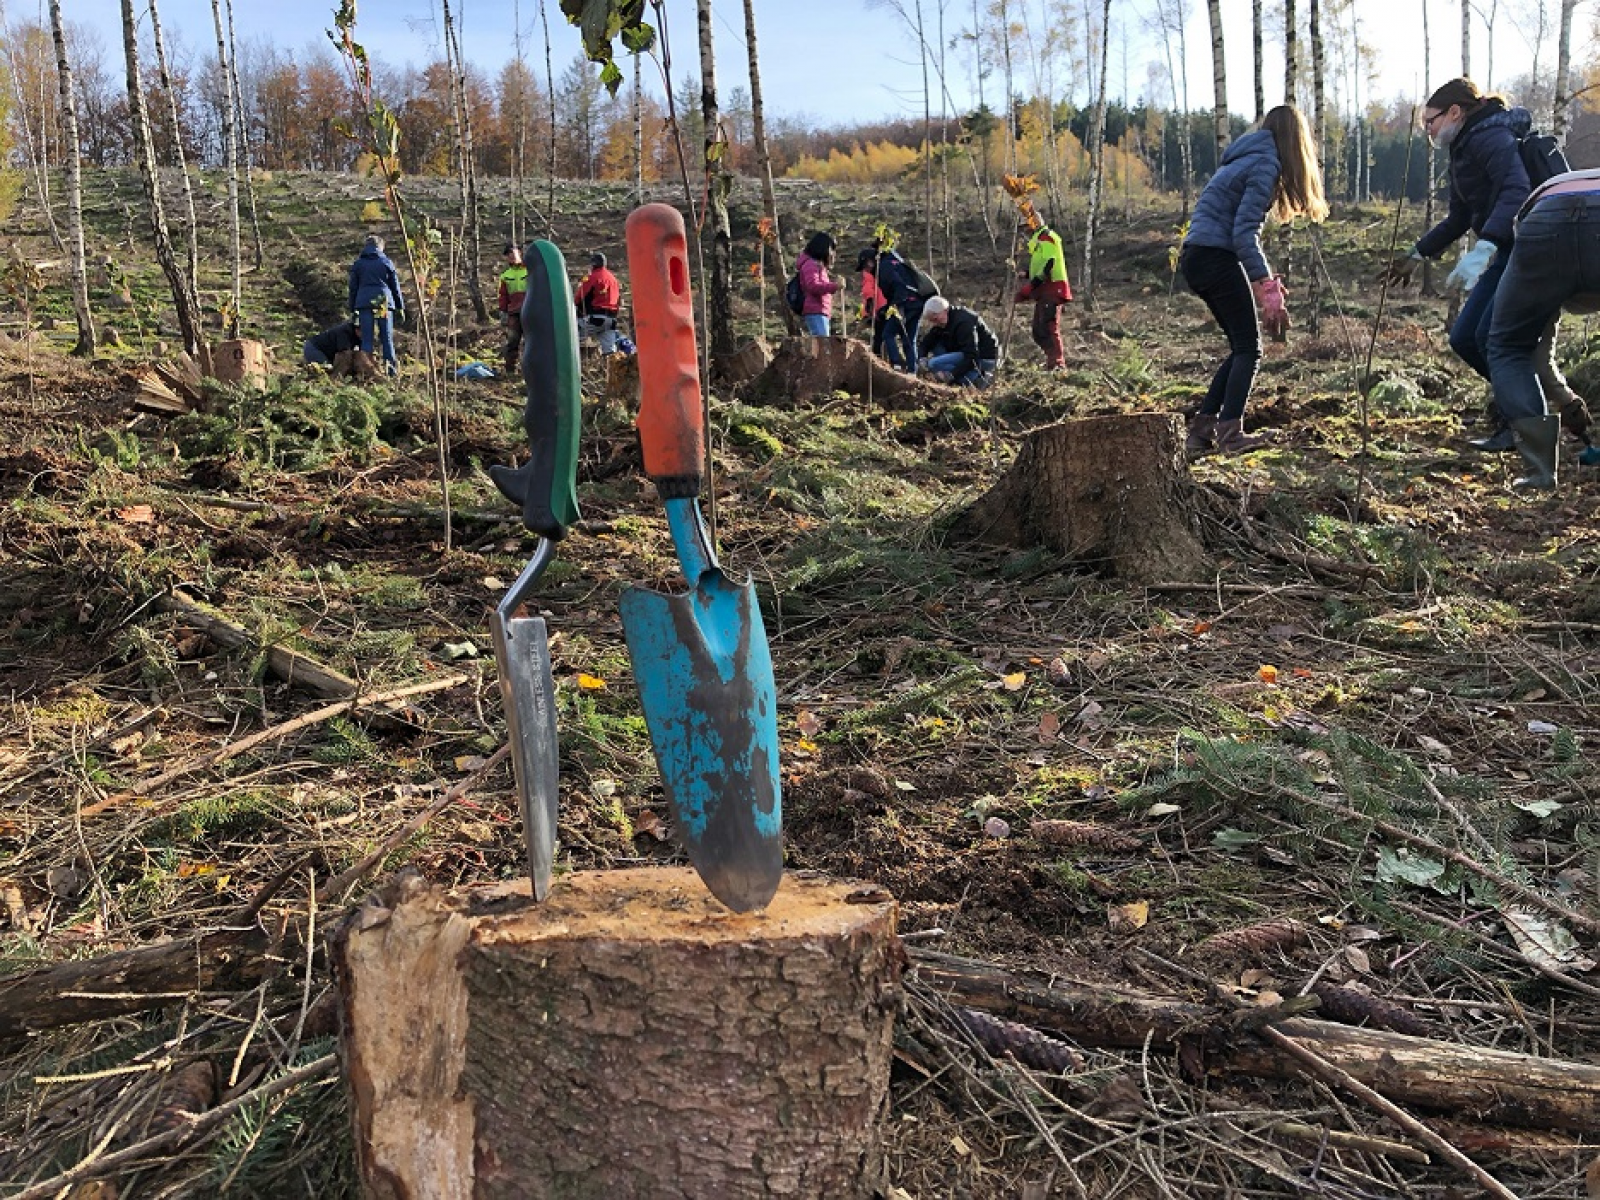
top-left (916, 295), bottom-right (1000, 388)
top-left (347, 233), bottom-right (406, 376)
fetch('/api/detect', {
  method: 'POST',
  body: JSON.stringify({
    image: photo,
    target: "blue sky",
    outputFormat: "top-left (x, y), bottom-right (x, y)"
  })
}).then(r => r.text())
top-left (60, 0), bottom-right (1545, 128)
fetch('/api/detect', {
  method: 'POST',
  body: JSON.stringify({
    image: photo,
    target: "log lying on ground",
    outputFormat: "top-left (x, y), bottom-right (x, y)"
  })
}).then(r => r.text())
top-left (743, 335), bottom-right (944, 409)
top-left (912, 948), bottom-right (1600, 1133)
top-left (155, 589), bottom-right (358, 699)
top-left (951, 412), bottom-right (1208, 582)
top-left (333, 868), bottom-right (900, 1200)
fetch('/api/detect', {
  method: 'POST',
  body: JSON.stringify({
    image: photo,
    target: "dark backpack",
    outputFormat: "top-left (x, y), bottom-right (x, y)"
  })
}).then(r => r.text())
top-left (784, 272), bottom-right (804, 315)
top-left (906, 261), bottom-right (941, 299)
top-left (1519, 129), bottom-right (1571, 188)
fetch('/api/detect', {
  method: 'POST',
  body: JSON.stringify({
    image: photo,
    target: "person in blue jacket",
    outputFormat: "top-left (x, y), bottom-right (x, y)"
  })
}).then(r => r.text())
top-left (1180, 104), bottom-right (1328, 455)
top-left (1379, 78), bottom-right (1548, 451)
top-left (347, 234), bottom-right (406, 376)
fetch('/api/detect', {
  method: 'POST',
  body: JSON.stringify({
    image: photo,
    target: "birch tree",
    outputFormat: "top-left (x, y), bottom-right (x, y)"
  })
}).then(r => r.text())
top-left (442, 0), bottom-right (487, 322)
top-left (1206, 0), bottom-right (1228, 159)
top-left (121, 0), bottom-right (203, 359)
top-left (48, 0), bottom-right (93, 354)
top-left (1252, 0), bottom-right (1265, 119)
top-left (1082, 0), bottom-right (1112, 297)
top-left (1461, 0), bottom-right (1470, 75)
top-left (1553, 0), bottom-right (1577, 140)
top-left (208, 0), bottom-right (241, 333)
top-left (147, 0), bottom-right (199, 296)
top-left (1285, 0), bottom-right (1299, 104)
top-left (1310, 0), bottom-right (1325, 148)
top-left (740, 0), bottom-right (792, 327)
top-left (224, 0), bottom-right (265, 270)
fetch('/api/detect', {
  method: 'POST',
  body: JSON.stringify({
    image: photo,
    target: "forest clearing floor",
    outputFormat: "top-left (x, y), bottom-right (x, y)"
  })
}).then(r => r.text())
top-left (0, 173), bottom-right (1598, 1196)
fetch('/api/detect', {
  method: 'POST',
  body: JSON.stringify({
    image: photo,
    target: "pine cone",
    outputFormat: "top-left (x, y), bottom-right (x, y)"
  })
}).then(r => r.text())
top-left (1196, 918), bottom-right (1310, 960)
top-left (1029, 819), bottom-right (1141, 852)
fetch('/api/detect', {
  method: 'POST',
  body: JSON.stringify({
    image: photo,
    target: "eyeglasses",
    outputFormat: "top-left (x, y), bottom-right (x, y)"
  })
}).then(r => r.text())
top-left (1422, 110), bottom-right (1448, 131)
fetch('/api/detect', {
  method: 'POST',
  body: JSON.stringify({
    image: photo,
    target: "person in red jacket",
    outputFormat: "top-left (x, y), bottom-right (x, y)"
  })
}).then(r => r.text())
top-left (498, 243), bottom-right (529, 375)
top-left (575, 252), bottom-right (622, 354)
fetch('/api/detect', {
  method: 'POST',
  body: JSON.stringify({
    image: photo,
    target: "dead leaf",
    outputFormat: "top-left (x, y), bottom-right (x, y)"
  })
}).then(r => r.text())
top-left (47, 863), bottom-right (87, 899)
top-left (1255, 989), bottom-right (1284, 1007)
top-left (1075, 699), bottom-right (1105, 727)
top-left (983, 816), bottom-right (1011, 838)
top-left (1108, 900), bottom-right (1149, 933)
top-left (1258, 664), bottom-right (1279, 684)
top-left (1585, 1155), bottom-right (1600, 1199)
top-left (457, 820), bottom-right (495, 845)
top-left (951, 1134), bottom-right (972, 1156)
top-left (453, 755), bottom-right (487, 772)
top-left (1083, 650), bottom-right (1111, 672)
top-left (1343, 945), bottom-right (1373, 974)
top-left (634, 810), bottom-right (669, 841)
top-left (796, 709), bottom-right (822, 738)
top-left (1083, 1073), bottom-right (1147, 1119)
top-left (1000, 671), bottom-right (1026, 691)
top-left (1416, 735), bottom-right (1453, 761)
top-left (1037, 712), bottom-right (1061, 741)
top-left (576, 673), bottom-right (607, 690)
top-left (116, 504), bottom-right (155, 524)
top-left (1240, 968), bottom-right (1274, 989)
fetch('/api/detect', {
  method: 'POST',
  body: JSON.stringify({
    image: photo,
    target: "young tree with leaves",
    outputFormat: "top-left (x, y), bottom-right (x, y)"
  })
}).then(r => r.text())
top-left (441, 0), bottom-right (488, 321)
top-left (147, 0), bottom-right (200, 297)
top-left (208, 0), bottom-right (242, 333)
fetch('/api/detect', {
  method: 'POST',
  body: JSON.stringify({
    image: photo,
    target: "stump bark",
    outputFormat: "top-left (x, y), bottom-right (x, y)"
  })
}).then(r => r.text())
top-left (334, 868), bottom-right (900, 1200)
top-left (955, 412), bottom-right (1207, 582)
top-left (744, 336), bottom-right (944, 409)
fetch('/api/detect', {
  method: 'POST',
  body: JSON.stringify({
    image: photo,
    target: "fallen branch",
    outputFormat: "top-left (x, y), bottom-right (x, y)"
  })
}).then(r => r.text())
top-left (81, 672), bottom-right (470, 818)
top-left (9, 1054), bottom-right (336, 1200)
top-left (155, 589), bottom-right (358, 699)
top-left (911, 948), bottom-right (1600, 1132)
top-left (1261, 1027), bottom-right (1518, 1200)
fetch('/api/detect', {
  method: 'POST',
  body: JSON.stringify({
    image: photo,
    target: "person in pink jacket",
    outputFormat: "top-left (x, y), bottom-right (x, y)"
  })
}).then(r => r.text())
top-left (796, 232), bottom-right (842, 336)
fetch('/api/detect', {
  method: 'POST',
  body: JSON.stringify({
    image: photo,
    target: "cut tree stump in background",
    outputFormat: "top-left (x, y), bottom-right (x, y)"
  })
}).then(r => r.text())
top-left (334, 868), bottom-right (900, 1200)
top-left (744, 336), bottom-right (945, 409)
top-left (954, 412), bottom-right (1207, 582)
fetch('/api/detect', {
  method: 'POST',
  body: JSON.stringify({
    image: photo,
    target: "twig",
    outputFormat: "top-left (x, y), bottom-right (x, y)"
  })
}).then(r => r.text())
top-left (314, 741), bottom-right (512, 905)
top-left (1391, 899), bottom-right (1600, 1002)
top-left (82, 672), bottom-right (471, 818)
top-left (10, 1054), bottom-right (336, 1200)
top-left (1261, 1027), bottom-right (1518, 1200)
top-left (1270, 1121), bottom-right (1431, 1164)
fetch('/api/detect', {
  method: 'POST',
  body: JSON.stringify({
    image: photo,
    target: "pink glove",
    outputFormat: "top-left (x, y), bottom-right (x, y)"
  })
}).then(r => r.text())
top-left (1253, 276), bottom-right (1289, 340)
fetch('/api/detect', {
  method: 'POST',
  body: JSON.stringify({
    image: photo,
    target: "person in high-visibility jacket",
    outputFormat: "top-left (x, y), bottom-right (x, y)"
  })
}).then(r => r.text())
top-left (498, 243), bottom-right (530, 375)
top-left (1017, 224), bottom-right (1072, 369)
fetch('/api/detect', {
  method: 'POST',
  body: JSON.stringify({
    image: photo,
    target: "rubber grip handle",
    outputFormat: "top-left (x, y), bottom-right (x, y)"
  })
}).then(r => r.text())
top-left (492, 239), bottom-right (582, 538)
top-left (624, 203), bottom-right (703, 497)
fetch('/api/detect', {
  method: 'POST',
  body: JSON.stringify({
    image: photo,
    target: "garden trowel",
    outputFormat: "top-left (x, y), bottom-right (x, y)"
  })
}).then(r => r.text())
top-left (620, 203), bottom-right (782, 913)
top-left (487, 239), bottom-right (582, 901)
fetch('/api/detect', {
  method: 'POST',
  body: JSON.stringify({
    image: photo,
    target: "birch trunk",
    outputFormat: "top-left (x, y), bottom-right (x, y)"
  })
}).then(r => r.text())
top-left (48, 0), bottom-right (94, 355)
top-left (209, 0), bottom-right (241, 335)
top-left (540, 0), bottom-right (556, 217)
top-left (1461, 0), bottom-right (1470, 76)
top-left (1081, 0), bottom-right (1112, 299)
top-left (1422, 0), bottom-right (1436, 292)
top-left (917, 0), bottom-right (933, 268)
top-left (1309, 0), bottom-right (1324, 151)
top-left (1207, 0), bottom-right (1228, 160)
top-left (741, 0), bottom-right (794, 333)
top-left (122, 0), bottom-right (204, 360)
top-left (1553, 0), bottom-right (1576, 141)
top-left (1284, 0), bottom-right (1299, 105)
top-left (147, 0), bottom-right (200, 297)
top-left (225, 0), bottom-right (265, 271)
top-left (1252, 0), bottom-right (1265, 120)
top-left (632, 49), bottom-right (643, 202)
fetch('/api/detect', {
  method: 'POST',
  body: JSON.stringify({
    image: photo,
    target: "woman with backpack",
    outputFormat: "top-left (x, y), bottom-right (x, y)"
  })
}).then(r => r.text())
top-left (1180, 104), bottom-right (1328, 455)
top-left (795, 233), bottom-right (843, 336)
top-left (1377, 78), bottom-right (1580, 452)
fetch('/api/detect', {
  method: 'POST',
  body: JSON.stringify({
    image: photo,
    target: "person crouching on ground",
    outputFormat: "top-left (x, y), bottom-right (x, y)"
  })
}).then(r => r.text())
top-left (575, 253), bottom-right (622, 354)
top-left (796, 233), bottom-right (843, 337)
top-left (498, 243), bottom-right (529, 375)
top-left (1179, 104), bottom-right (1327, 456)
top-left (348, 234), bottom-right (406, 377)
top-left (303, 318), bottom-right (360, 370)
top-left (917, 296), bottom-right (1000, 388)
top-left (1017, 222), bottom-right (1072, 369)
top-left (1485, 168), bottom-right (1600, 490)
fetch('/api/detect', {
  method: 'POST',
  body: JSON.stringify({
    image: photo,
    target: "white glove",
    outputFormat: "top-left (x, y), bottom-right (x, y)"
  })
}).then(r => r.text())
top-left (1445, 241), bottom-right (1497, 293)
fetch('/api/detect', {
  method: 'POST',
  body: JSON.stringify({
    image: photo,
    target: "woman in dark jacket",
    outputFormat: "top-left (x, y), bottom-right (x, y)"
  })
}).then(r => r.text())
top-left (1378, 78), bottom-right (1571, 450)
top-left (348, 234), bottom-right (406, 375)
top-left (1180, 104), bottom-right (1328, 455)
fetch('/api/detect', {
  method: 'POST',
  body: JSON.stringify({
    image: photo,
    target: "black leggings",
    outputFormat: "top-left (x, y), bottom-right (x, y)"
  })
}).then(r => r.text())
top-left (1181, 244), bottom-right (1262, 421)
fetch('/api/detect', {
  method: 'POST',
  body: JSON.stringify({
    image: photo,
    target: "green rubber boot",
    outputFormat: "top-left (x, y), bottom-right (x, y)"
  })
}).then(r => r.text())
top-left (1511, 415), bottom-right (1560, 491)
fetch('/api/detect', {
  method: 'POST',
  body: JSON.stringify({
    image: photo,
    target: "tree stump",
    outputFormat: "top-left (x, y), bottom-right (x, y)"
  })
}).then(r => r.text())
top-left (208, 338), bottom-right (270, 388)
top-left (333, 868), bottom-right (900, 1200)
top-left (954, 412), bottom-right (1208, 582)
top-left (744, 336), bottom-right (945, 409)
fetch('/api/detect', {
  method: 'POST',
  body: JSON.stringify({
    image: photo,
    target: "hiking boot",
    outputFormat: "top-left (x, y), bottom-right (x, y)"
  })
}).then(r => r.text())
top-left (1467, 424), bottom-right (1516, 452)
top-left (1511, 415), bottom-right (1560, 490)
top-left (1214, 419), bottom-right (1268, 455)
top-left (1185, 413), bottom-right (1219, 456)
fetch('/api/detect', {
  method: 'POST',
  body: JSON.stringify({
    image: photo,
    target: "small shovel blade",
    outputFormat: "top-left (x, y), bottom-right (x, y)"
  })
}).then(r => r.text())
top-left (620, 566), bottom-right (782, 913)
top-left (490, 554), bottom-right (561, 901)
